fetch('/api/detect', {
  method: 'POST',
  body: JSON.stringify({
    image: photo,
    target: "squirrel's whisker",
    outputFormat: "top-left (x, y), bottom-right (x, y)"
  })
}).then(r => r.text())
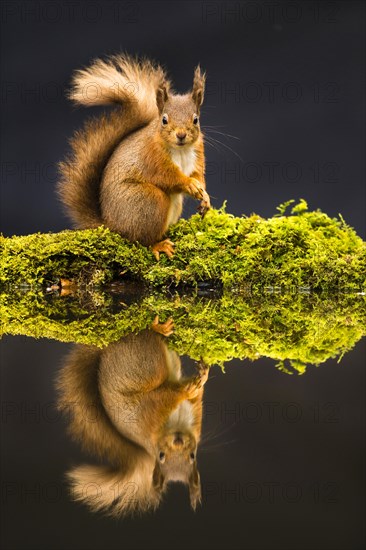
top-left (203, 127), bottom-right (240, 140)
top-left (204, 135), bottom-right (244, 163)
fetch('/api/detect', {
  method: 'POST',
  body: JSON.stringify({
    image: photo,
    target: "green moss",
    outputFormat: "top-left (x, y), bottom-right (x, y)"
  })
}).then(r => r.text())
top-left (1, 202), bottom-right (365, 291)
top-left (1, 288), bottom-right (365, 373)
top-left (1, 201), bottom-right (365, 372)
top-left (0, 226), bottom-right (151, 288)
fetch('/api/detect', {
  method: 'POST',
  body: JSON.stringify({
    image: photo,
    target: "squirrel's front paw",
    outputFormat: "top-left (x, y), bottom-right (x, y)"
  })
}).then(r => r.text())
top-left (185, 178), bottom-right (205, 200)
top-left (184, 363), bottom-right (209, 398)
top-left (197, 190), bottom-right (211, 217)
top-left (196, 359), bottom-right (209, 384)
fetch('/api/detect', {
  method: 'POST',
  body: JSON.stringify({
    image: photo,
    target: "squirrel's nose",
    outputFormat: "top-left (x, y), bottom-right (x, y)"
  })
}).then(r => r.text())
top-left (176, 132), bottom-right (187, 141)
top-left (173, 433), bottom-right (184, 447)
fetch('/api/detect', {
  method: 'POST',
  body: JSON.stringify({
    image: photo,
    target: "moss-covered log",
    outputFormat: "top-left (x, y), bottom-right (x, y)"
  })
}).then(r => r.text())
top-left (1, 201), bottom-right (365, 291)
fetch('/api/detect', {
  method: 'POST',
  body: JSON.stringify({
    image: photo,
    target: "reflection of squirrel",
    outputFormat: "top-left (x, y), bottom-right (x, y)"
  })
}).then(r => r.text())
top-left (57, 319), bottom-right (209, 515)
top-left (58, 55), bottom-right (210, 259)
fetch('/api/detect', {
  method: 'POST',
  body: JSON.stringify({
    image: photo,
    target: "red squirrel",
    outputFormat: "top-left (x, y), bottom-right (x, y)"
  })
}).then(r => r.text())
top-left (57, 318), bottom-right (209, 515)
top-left (58, 55), bottom-right (210, 259)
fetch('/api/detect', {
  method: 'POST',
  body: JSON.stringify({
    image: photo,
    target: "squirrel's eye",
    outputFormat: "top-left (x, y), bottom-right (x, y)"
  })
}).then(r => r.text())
top-left (193, 115), bottom-right (199, 125)
top-left (190, 452), bottom-right (195, 461)
top-left (162, 114), bottom-right (168, 125)
top-left (159, 451), bottom-right (165, 462)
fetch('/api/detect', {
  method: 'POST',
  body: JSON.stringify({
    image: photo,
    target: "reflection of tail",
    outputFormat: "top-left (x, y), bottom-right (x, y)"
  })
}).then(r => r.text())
top-left (57, 345), bottom-right (164, 516)
top-left (67, 461), bottom-right (160, 516)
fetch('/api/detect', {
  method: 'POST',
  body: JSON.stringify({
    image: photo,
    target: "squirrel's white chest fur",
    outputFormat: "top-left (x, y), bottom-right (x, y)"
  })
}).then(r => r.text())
top-left (169, 146), bottom-right (196, 176)
top-left (166, 147), bottom-right (195, 228)
top-left (167, 401), bottom-right (194, 430)
top-left (165, 348), bottom-right (194, 429)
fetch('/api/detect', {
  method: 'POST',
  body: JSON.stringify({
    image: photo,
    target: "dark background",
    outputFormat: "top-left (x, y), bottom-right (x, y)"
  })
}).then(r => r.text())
top-left (1, 1), bottom-right (365, 550)
top-left (0, 0), bottom-right (365, 237)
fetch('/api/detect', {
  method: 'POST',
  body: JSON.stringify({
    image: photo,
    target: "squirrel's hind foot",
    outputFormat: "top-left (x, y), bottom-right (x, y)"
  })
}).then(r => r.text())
top-left (152, 239), bottom-right (174, 261)
top-left (151, 315), bottom-right (174, 337)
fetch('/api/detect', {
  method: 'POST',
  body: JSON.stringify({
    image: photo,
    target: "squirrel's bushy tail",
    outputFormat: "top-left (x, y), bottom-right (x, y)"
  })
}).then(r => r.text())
top-left (58, 54), bottom-right (169, 228)
top-left (67, 461), bottom-right (160, 516)
top-left (57, 345), bottom-right (162, 516)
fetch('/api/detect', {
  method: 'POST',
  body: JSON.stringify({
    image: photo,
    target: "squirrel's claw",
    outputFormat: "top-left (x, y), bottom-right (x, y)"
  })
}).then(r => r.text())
top-left (196, 187), bottom-right (211, 218)
top-left (197, 197), bottom-right (211, 218)
top-left (151, 315), bottom-right (174, 337)
top-left (152, 239), bottom-right (175, 261)
top-left (186, 178), bottom-right (205, 200)
top-left (196, 360), bottom-right (209, 386)
top-left (185, 363), bottom-right (210, 398)
top-left (196, 358), bottom-right (209, 374)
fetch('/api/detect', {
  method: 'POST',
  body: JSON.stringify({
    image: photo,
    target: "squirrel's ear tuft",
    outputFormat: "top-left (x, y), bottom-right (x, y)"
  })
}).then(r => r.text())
top-left (152, 461), bottom-right (165, 491)
top-left (156, 84), bottom-right (169, 114)
top-left (192, 65), bottom-right (206, 111)
top-left (189, 464), bottom-right (202, 511)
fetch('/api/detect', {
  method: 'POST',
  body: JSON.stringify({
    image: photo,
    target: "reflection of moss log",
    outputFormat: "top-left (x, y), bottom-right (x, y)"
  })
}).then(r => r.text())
top-left (1, 289), bottom-right (365, 373)
top-left (1, 201), bottom-right (365, 290)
